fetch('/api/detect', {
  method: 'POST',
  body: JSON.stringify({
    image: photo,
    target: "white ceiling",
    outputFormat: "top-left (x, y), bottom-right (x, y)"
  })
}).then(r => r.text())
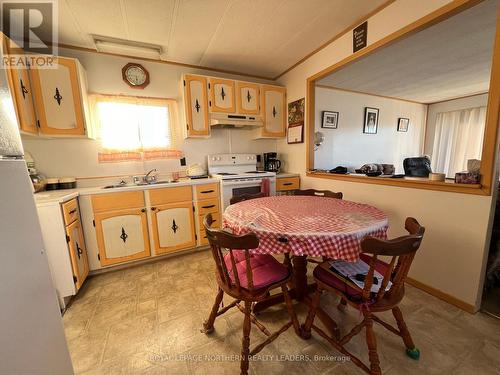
top-left (317, 0), bottom-right (498, 103)
top-left (57, 0), bottom-right (387, 78)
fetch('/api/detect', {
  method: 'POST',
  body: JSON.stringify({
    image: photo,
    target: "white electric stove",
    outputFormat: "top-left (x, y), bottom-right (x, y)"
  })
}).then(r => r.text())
top-left (208, 153), bottom-right (276, 210)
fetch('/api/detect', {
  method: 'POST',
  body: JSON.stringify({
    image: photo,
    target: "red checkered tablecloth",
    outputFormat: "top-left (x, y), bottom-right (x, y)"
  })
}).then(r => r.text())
top-left (222, 195), bottom-right (388, 262)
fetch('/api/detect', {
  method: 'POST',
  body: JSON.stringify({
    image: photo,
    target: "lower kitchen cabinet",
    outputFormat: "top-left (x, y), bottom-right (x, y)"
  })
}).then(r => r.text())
top-left (150, 202), bottom-right (196, 254)
top-left (65, 219), bottom-right (89, 290)
top-left (36, 197), bottom-right (90, 309)
top-left (94, 207), bottom-right (151, 266)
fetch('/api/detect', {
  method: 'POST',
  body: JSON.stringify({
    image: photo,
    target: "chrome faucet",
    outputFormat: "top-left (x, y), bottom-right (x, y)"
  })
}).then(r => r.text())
top-left (133, 169), bottom-right (158, 185)
top-left (144, 169), bottom-right (157, 182)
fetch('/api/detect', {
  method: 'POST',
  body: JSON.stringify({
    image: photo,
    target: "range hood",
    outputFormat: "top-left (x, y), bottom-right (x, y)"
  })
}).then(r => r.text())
top-left (210, 113), bottom-right (263, 128)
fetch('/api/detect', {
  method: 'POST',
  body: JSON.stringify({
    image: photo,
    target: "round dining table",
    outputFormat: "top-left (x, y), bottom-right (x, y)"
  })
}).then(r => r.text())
top-left (222, 195), bottom-right (389, 324)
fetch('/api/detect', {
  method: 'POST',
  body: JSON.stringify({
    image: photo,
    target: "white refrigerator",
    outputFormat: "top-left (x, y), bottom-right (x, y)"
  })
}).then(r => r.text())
top-left (0, 64), bottom-right (74, 372)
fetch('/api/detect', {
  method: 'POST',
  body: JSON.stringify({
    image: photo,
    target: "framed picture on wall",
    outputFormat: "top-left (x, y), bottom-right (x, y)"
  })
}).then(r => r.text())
top-left (397, 117), bottom-right (409, 132)
top-left (287, 98), bottom-right (305, 144)
top-left (363, 107), bottom-right (379, 134)
top-left (321, 111), bottom-right (339, 129)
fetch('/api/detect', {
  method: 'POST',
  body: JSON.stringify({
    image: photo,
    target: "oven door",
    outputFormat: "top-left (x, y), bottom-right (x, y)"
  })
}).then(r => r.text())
top-left (221, 178), bottom-right (276, 211)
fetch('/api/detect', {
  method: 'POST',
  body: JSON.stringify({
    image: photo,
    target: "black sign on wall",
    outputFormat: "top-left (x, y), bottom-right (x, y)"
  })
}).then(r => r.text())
top-left (353, 21), bottom-right (368, 53)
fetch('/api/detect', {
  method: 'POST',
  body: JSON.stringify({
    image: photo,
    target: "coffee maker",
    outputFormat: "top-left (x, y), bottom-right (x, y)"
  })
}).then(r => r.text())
top-left (263, 152), bottom-right (281, 173)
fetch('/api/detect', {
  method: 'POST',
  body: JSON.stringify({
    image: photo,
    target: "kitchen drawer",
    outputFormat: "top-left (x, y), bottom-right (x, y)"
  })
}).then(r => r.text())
top-left (277, 177), bottom-right (300, 191)
top-left (196, 198), bottom-right (219, 216)
top-left (149, 186), bottom-right (192, 206)
top-left (92, 191), bottom-right (145, 213)
top-left (62, 198), bottom-right (79, 225)
top-left (198, 212), bottom-right (221, 231)
top-left (195, 183), bottom-right (219, 200)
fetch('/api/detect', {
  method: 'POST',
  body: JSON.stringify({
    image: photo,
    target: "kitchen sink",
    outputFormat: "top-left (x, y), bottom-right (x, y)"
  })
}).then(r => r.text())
top-left (102, 180), bottom-right (178, 189)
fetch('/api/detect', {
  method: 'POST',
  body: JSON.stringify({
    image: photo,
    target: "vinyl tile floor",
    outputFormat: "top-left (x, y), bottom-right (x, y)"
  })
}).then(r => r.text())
top-left (63, 250), bottom-right (500, 374)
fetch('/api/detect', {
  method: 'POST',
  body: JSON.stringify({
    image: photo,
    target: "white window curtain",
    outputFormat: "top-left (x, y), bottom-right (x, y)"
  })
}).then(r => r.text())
top-left (431, 106), bottom-right (486, 177)
top-left (90, 95), bottom-right (182, 162)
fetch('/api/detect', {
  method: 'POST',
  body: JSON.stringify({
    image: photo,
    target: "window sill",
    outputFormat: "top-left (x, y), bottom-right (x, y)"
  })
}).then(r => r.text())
top-left (306, 171), bottom-right (486, 195)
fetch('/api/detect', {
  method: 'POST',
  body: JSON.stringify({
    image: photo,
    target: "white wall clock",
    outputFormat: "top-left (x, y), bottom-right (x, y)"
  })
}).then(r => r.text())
top-left (122, 63), bottom-right (150, 89)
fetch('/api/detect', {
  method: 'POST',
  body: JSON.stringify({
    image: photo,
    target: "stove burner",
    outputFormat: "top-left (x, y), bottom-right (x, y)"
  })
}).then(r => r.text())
top-left (245, 171), bottom-right (267, 173)
top-left (216, 172), bottom-right (237, 176)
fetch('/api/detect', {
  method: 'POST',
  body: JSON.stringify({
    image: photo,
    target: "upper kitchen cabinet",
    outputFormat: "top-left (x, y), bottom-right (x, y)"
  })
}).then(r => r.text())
top-left (236, 82), bottom-right (260, 115)
top-left (30, 57), bottom-right (94, 137)
top-left (209, 78), bottom-right (235, 113)
top-left (3, 37), bottom-right (37, 134)
top-left (183, 74), bottom-right (210, 137)
top-left (260, 85), bottom-right (286, 138)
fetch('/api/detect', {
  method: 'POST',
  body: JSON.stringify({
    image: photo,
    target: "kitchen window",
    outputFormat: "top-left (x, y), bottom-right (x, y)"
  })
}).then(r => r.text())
top-left (91, 95), bottom-right (182, 162)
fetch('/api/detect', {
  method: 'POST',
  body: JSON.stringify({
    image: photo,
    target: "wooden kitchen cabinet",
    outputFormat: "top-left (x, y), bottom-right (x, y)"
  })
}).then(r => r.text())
top-left (150, 202), bottom-right (196, 254)
top-left (184, 74), bottom-right (210, 137)
top-left (3, 36), bottom-right (37, 134)
top-left (36, 196), bottom-right (90, 308)
top-left (276, 176), bottom-right (300, 193)
top-left (261, 85), bottom-right (286, 137)
top-left (236, 82), bottom-right (260, 115)
top-left (209, 78), bottom-right (235, 113)
top-left (30, 56), bottom-right (91, 137)
top-left (94, 207), bottom-right (151, 266)
top-left (195, 183), bottom-right (221, 246)
top-left (65, 218), bottom-right (89, 291)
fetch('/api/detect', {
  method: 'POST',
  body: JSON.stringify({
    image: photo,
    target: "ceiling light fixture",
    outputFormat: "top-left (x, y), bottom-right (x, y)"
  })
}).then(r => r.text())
top-left (92, 35), bottom-right (163, 60)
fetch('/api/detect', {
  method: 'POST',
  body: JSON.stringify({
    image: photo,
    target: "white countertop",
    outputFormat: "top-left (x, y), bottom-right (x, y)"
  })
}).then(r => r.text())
top-left (276, 172), bottom-right (300, 178)
top-left (34, 177), bottom-right (220, 206)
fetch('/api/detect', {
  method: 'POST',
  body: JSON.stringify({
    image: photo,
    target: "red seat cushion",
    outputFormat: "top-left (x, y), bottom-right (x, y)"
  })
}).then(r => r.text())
top-left (223, 251), bottom-right (289, 290)
top-left (314, 254), bottom-right (390, 301)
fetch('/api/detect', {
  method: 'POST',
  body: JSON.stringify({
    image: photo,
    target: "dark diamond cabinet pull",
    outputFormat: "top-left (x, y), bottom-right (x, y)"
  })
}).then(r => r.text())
top-left (272, 106), bottom-right (277, 118)
top-left (120, 227), bottom-right (128, 243)
top-left (195, 99), bottom-right (201, 113)
top-left (20, 79), bottom-right (28, 99)
top-left (220, 87), bottom-right (226, 100)
top-left (76, 241), bottom-right (82, 259)
top-left (54, 87), bottom-right (62, 105)
top-left (246, 90), bottom-right (252, 103)
top-left (171, 219), bottom-right (178, 234)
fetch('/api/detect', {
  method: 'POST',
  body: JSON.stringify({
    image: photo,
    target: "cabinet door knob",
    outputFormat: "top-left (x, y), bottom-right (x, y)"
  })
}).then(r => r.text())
top-left (151, 207), bottom-right (156, 211)
top-left (141, 208), bottom-right (146, 213)
top-left (20, 79), bottom-right (28, 99)
top-left (54, 87), bottom-right (63, 105)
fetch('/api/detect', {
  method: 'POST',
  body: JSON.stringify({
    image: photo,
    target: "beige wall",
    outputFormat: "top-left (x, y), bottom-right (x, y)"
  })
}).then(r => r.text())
top-left (314, 87), bottom-right (427, 173)
top-left (276, 0), bottom-right (495, 310)
top-left (23, 48), bottom-right (277, 179)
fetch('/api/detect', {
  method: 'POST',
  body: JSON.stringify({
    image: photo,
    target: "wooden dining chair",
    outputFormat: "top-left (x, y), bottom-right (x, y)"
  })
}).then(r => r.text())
top-left (201, 213), bottom-right (300, 375)
top-left (294, 189), bottom-right (343, 199)
top-left (301, 217), bottom-right (425, 375)
top-left (230, 192), bottom-right (266, 205)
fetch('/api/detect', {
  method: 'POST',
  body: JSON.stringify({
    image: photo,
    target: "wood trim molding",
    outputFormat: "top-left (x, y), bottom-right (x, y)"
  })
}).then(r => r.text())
top-left (305, 0), bottom-right (496, 196)
top-left (426, 91), bottom-right (489, 105)
top-left (273, 0), bottom-right (398, 80)
top-left (406, 277), bottom-right (476, 313)
top-left (306, 172), bottom-right (485, 195)
top-left (315, 84), bottom-right (425, 105)
top-left (58, 43), bottom-right (274, 82)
